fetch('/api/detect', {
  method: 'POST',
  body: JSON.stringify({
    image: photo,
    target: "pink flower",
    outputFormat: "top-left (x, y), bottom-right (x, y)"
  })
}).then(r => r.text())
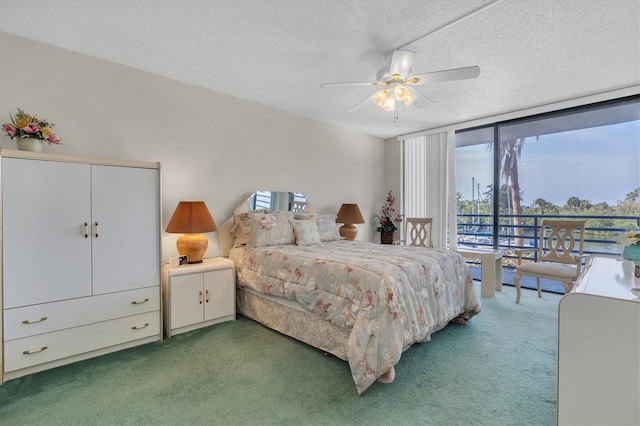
top-left (2, 124), bottom-right (17, 137)
top-left (21, 123), bottom-right (39, 134)
top-left (46, 133), bottom-right (62, 144)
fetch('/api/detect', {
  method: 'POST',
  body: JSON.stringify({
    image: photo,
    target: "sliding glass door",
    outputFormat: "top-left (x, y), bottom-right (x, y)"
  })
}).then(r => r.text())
top-left (455, 95), bottom-right (639, 292)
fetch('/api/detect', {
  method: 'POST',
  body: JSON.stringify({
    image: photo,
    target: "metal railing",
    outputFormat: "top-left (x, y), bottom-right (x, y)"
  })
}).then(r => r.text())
top-left (457, 213), bottom-right (637, 269)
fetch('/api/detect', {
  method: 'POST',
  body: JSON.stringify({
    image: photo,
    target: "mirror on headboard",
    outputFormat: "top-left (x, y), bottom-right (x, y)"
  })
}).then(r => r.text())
top-left (243, 191), bottom-right (308, 213)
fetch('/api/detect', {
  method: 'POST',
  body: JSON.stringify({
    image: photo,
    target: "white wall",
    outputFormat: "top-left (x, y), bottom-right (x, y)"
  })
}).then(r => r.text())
top-left (0, 32), bottom-right (388, 261)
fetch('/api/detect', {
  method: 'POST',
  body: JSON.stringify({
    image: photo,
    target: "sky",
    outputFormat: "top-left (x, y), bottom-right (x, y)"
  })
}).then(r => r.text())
top-left (455, 120), bottom-right (640, 207)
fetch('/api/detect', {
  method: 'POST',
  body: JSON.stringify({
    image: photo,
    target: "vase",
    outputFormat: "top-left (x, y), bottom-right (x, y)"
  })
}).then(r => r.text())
top-left (381, 231), bottom-right (394, 245)
top-left (16, 138), bottom-right (43, 153)
top-left (622, 244), bottom-right (640, 261)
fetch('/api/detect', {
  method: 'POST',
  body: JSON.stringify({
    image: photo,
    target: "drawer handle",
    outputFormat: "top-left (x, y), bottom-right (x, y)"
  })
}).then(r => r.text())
top-left (131, 323), bottom-right (149, 330)
top-left (23, 346), bottom-right (48, 355)
top-left (22, 316), bottom-right (48, 324)
top-left (131, 298), bottom-right (149, 305)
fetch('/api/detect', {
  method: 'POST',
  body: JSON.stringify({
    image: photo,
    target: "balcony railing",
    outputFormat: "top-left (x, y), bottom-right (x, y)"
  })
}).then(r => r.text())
top-left (456, 213), bottom-right (638, 292)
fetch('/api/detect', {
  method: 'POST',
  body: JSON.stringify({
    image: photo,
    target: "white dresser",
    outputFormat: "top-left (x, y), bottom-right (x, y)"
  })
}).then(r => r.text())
top-left (1, 148), bottom-right (162, 383)
top-left (557, 255), bottom-right (640, 426)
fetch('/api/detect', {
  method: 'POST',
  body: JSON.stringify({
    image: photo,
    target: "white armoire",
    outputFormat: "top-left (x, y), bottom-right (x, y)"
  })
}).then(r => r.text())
top-left (0, 148), bottom-right (162, 383)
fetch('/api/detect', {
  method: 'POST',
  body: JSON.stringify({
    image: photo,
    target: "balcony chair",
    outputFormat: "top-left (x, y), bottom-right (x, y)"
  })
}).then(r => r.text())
top-left (514, 219), bottom-right (586, 303)
top-left (292, 201), bottom-right (308, 213)
top-left (395, 217), bottom-right (433, 248)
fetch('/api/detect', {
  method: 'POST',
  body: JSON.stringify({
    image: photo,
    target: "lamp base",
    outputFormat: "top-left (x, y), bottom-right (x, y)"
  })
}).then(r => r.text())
top-left (339, 224), bottom-right (358, 241)
top-left (176, 233), bottom-right (208, 263)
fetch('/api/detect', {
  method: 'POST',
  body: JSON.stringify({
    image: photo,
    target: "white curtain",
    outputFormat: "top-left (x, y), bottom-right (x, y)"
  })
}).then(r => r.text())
top-left (401, 131), bottom-right (458, 249)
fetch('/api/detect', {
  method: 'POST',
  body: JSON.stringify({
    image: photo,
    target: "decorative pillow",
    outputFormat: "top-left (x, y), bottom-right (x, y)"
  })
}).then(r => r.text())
top-left (315, 213), bottom-right (341, 241)
top-left (247, 211), bottom-right (295, 248)
top-left (294, 213), bottom-right (314, 220)
top-left (291, 218), bottom-right (321, 246)
top-left (231, 212), bottom-right (252, 246)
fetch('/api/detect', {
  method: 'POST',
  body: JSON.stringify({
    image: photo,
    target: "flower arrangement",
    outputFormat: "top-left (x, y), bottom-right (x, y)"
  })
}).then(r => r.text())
top-left (2, 108), bottom-right (62, 144)
top-left (373, 190), bottom-right (403, 232)
top-left (620, 231), bottom-right (640, 246)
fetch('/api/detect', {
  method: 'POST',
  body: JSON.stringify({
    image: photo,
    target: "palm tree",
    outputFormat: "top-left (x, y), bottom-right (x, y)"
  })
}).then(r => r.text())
top-left (500, 138), bottom-right (525, 246)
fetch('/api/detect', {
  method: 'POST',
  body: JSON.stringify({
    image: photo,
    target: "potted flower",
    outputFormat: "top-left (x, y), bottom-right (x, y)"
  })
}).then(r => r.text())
top-left (371, 190), bottom-right (403, 244)
top-left (3, 108), bottom-right (62, 152)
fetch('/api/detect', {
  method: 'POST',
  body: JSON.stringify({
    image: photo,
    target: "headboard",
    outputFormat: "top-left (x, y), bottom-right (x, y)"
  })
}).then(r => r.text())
top-left (219, 191), bottom-right (313, 257)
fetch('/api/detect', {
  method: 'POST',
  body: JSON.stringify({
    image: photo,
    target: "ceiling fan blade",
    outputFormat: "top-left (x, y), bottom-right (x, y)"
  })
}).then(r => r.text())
top-left (411, 87), bottom-right (434, 110)
top-left (410, 65), bottom-right (481, 85)
top-left (389, 50), bottom-right (416, 77)
top-left (348, 94), bottom-right (374, 112)
top-left (321, 81), bottom-right (378, 88)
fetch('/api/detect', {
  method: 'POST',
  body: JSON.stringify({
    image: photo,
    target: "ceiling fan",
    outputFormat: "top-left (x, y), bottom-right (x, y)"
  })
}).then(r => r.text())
top-left (321, 50), bottom-right (480, 121)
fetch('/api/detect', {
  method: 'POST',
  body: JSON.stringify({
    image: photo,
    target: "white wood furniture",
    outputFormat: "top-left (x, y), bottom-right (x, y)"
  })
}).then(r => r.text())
top-left (557, 255), bottom-right (640, 426)
top-left (162, 257), bottom-right (235, 338)
top-left (395, 218), bottom-right (433, 248)
top-left (0, 149), bottom-right (162, 383)
top-left (514, 220), bottom-right (586, 303)
top-left (454, 248), bottom-right (503, 297)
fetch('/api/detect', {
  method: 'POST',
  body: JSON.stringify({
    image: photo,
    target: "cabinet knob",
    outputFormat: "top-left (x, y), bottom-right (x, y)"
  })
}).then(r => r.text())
top-left (22, 316), bottom-right (48, 324)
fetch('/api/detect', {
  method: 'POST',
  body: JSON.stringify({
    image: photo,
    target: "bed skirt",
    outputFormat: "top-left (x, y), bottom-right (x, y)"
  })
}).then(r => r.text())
top-left (236, 286), bottom-right (349, 361)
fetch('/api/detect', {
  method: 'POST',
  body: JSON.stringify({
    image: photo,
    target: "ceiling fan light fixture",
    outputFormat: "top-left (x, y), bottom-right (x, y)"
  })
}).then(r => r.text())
top-left (372, 89), bottom-right (389, 107)
top-left (393, 84), bottom-right (408, 100)
top-left (382, 95), bottom-right (395, 112)
top-left (393, 85), bottom-right (417, 107)
top-left (402, 89), bottom-right (417, 107)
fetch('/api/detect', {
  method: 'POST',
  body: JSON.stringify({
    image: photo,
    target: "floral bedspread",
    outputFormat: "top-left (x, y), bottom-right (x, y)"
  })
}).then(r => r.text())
top-left (230, 241), bottom-right (481, 394)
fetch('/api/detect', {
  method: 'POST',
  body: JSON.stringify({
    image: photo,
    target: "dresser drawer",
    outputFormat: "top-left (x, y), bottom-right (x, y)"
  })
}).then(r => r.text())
top-left (4, 287), bottom-right (159, 341)
top-left (4, 311), bottom-right (160, 372)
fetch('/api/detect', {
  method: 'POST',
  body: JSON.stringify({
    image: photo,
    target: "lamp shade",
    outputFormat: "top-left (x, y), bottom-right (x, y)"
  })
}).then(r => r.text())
top-left (166, 201), bottom-right (217, 263)
top-left (166, 201), bottom-right (217, 234)
top-left (336, 203), bottom-right (365, 224)
top-left (336, 203), bottom-right (364, 241)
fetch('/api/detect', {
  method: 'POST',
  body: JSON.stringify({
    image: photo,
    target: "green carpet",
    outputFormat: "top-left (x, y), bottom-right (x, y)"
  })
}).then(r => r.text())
top-left (0, 283), bottom-right (561, 425)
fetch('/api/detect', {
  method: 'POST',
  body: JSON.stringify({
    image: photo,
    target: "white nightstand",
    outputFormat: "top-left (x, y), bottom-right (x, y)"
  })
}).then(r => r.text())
top-left (162, 257), bottom-right (235, 338)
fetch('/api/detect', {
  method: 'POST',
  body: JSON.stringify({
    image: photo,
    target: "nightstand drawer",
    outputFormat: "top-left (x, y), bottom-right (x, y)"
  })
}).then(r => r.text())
top-left (4, 311), bottom-right (160, 372)
top-left (4, 287), bottom-right (159, 341)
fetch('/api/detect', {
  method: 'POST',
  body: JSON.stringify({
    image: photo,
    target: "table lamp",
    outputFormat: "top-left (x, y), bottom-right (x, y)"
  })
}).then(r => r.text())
top-left (166, 201), bottom-right (217, 263)
top-left (336, 203), bottom-right (365, 241)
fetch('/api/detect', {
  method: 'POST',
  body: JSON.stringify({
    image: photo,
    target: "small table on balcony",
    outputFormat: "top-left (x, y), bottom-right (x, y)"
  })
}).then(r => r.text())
top-left (454, 247), bottom-right (504, 297)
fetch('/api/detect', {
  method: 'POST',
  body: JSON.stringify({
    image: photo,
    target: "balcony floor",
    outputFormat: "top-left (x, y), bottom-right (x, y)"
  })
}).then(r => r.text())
top-left (467, 265), bottom-right (566, 294)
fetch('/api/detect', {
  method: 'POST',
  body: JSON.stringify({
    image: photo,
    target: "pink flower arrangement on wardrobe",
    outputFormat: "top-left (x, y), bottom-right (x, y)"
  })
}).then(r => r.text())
top-left (2, 108), bottom-right (62, 144)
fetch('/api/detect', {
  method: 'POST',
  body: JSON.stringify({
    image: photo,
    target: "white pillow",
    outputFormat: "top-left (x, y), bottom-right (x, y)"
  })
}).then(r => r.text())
top-left (291, 219), bottom-right (321, 246)
top-left (231, 212), bottom-right (252, 246)
top-left (315, 213), bottom-right (341, 241)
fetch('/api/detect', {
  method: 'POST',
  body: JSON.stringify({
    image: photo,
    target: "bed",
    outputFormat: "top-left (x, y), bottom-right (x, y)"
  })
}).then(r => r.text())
top-left (219, 192), bottom-right (481, 395)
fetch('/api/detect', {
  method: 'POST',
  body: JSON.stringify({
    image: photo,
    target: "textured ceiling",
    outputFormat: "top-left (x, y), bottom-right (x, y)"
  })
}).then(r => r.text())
top-left (0, 0), bottom-right (638, 139)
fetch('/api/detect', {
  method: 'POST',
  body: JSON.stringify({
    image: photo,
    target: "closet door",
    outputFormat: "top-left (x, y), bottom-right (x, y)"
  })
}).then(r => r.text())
top-left (91, 165), bottom-right (160, 295)
top-left (2, 158), bottom-right (92, 308)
